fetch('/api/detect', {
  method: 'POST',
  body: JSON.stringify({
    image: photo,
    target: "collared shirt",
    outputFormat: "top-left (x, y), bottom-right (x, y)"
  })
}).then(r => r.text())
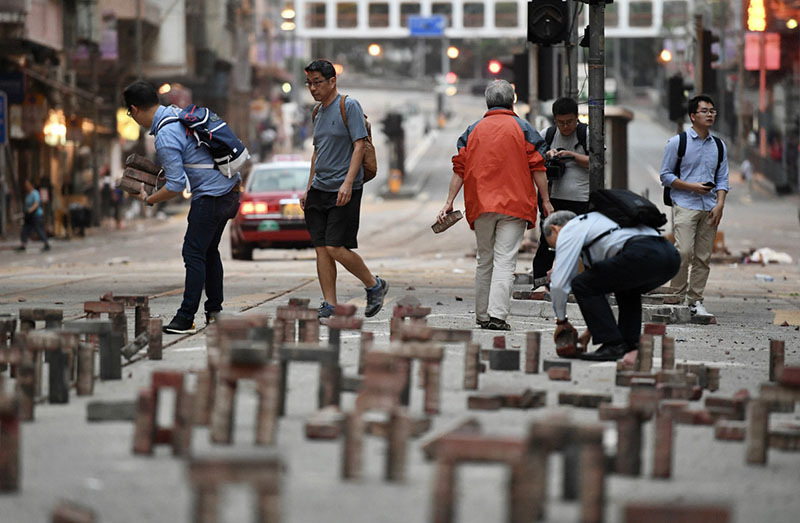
top-left (150, 105), bottom-right (240, 200)
top-left (25, 189), bottom-right (43, 217)
top-left (659, 127), bottom-right (729, 211)
top-left (550, 212), bottom-right (660, 320)
top-left (451, 107), bottom-right (547, 229)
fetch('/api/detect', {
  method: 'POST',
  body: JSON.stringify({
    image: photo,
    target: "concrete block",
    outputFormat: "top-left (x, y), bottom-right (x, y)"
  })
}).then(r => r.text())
top-left (87, 400), bottom-right (137, 422)
top-left (487, 349), bottom-right (520, 371)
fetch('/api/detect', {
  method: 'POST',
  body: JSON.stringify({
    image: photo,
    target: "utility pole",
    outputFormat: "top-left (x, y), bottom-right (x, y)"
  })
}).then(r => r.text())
top-left (587, 1), bottom-right (607, 193)
top-left (527, 44), bottom-right (538, 121)
top-left (695, 14), bottom-right (704, 94)
top-left (566, 2), bottom-right (579, 101)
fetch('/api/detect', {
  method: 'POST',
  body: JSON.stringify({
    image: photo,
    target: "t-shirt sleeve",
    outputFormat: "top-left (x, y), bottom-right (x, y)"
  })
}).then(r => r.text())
top-left (344, 98), bottom-right (369, 143)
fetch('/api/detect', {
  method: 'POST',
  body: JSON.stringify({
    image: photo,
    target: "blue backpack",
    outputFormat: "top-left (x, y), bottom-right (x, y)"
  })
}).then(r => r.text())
top-left (156, 104), bottom-right (250, 178)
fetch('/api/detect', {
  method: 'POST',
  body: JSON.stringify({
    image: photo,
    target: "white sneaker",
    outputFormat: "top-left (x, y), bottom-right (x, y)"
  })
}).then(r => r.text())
top-left (689, 300), bottom-right (712, 317)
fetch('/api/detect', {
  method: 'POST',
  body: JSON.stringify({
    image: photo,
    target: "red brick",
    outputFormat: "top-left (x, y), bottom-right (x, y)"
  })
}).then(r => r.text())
top-left (83, 301), bottom-right (124, 314)
top-left (714, 421), bottom-right (746, 441)
top-left (624, 503), bottom-right (730, 523)
top-left (547, 367), bottom-right (571, 381)
top-left (779, 366), bottom-right (800, 387)
top-left (643, 323), bottom-right (666, 336)
top-left (467, 395), bottom-right (503, 410)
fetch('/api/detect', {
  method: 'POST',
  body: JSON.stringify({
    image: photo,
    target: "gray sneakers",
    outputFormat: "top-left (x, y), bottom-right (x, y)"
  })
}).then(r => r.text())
top-left (365, 277), bottom-right (389, 318)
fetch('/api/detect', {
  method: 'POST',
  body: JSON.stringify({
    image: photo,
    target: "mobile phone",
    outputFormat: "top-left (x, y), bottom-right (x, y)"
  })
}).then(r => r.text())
top-left (703, 181), bottom-right (715, 188)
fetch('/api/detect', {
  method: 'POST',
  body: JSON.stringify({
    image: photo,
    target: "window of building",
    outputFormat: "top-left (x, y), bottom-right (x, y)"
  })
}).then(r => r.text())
top-left (337, 2), bottom-right (357, 28)
top-left (605, 3), bottom-right (618, 28)
top-left (663, 1), bottom-right (688, 27)
top-left (400, 3), bottom-right (421, 27)
top-left (463, 3), bottom-right (484, 28)
top-left (432, 3), bottom-right (453, 27)
top-left (629, 1), bottom-right (653, 28)
top-left (369, 3), bottom-right (389, 27)
top-left (305, 2), bottom-right (326, 28)
top-left (495, 2), bottom-right (517, 28)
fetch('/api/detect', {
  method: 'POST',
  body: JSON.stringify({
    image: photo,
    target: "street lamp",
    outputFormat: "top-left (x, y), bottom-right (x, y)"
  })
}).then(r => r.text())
top-left (368, 43), bottom-right (382, 57)
top-left (446, 46), bottom-right (459, 59)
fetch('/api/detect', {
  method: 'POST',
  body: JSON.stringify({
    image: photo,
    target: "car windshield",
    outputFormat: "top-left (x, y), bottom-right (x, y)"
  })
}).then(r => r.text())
top-left (249, 166), bottom-right (308, 192)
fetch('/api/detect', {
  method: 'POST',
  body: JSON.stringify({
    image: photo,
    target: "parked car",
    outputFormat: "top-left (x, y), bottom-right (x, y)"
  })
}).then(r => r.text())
top-left (229, 160), bottom-right (312, 260)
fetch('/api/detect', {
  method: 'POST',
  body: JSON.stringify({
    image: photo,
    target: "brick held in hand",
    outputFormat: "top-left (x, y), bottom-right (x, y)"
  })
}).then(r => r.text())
top-left (431, 210), bottom-right (463, 234)
top-left (116, 175), bottom-right (149, 195)
top-left (123, 167), bottom-right (161, 187)
top-left (125, 153), bottom-right (161, 175)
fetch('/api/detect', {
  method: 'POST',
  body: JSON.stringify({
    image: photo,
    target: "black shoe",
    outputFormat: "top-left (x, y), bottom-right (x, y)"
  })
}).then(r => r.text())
top-left (163, 315), bottom-right (197, 334)
top-left (476, 319), bottom-right (490, 329)
top-left (205, 311), bottom-right (220, 326)
top-left (365, 277), bottom-right (389, 318)
top-left (485, 317), bottom-right (511, 331)
top-left (42, 245), bottom-right (51, 252)
top-left (578, 342), bottom-right (631, 361)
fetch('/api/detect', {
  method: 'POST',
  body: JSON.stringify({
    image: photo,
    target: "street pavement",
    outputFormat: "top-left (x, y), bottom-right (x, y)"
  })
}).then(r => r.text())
top-left (1, 93), bottom-right (799, 522)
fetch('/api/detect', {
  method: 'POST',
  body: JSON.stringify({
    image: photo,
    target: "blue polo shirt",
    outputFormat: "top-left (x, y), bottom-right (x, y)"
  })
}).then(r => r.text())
top-left (150, 105), bottom-right (240, 200)
top-left (659, 128), bottom-right (729, 211)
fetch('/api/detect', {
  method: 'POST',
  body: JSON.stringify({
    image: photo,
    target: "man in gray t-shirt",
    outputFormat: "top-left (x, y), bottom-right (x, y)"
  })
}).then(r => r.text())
top-left (532, 97), bottom-right (591, 282)
top-left (299, 59), bottom-right (389, 321)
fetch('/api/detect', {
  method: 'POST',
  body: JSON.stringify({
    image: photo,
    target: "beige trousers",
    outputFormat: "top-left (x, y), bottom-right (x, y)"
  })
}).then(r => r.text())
top-left (473, 213), bottom-right (527, 321)
top-left (670, 204), bottom-right (717, 303)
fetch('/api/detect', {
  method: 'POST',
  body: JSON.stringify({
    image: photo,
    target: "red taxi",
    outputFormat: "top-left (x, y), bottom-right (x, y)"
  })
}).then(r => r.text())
top-left (230, 160), bottom-right (312, 260)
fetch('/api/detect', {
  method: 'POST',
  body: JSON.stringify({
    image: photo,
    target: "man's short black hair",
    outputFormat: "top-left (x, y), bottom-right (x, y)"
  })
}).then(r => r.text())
top-left (304, 59), bottom-right (336, 79)
top-left (122, 81), bottom-right (160, 110)
top-left (688, 94), bottom-right (715, 115)
top-left (552, 97), bottom-right (578, 117)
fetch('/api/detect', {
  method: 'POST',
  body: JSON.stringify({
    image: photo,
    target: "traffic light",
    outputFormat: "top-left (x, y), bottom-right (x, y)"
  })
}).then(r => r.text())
top-left (488, 59), bottom-right (503, 75)
top-left (701, 29), bottom-right (720, 93)
top-left (667, 74), bottom-right (691, 122)
top-left (513, 53), bottom-right (529, 102)
top-left (527, 0), bottom-right (569, 46)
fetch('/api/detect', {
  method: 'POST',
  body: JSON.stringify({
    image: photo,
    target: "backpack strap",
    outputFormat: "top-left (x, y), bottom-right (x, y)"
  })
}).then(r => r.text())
top-left (339, 94), bottom-right (349, 131)
top-left (674, 131), bottom-right (687, 179)
top-left (576, 122), bottom-right (589, 154)
top-left (544, 125), bottom-right (556, 148)
top-left (712, 135), bottom-right (723, 174)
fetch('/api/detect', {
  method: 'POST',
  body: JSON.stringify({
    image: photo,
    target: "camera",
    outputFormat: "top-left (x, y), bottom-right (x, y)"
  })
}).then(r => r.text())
top-left (545, 153), bottom-right (567, 181)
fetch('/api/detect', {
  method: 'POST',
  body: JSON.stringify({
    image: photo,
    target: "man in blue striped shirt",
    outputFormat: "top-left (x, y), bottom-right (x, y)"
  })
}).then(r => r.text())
top-left (660, 95), bottom-right (729, 319)
top-left (124, 81), bottom-right (242, 334)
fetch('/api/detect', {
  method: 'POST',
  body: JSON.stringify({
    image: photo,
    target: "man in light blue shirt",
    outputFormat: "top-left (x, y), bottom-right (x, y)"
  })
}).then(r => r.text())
top-left (660, 95), bottom-right (729, 319)
top-left (545, 210), bottom-right (680, 361)
top-left (16, 180), bottom-right (51, 252)
top-left (124, 81), bottom-right (241, 334)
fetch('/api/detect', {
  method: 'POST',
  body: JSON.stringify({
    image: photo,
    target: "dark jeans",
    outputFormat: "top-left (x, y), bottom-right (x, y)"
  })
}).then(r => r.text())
top-left (177, 190), bottom-right (240, 321)
top-left (532, 198), bottom-right (590, 279)
top-left (21, 213), bottom-right (49, 247)
top-left (572, 236), bottom-right (680, 346)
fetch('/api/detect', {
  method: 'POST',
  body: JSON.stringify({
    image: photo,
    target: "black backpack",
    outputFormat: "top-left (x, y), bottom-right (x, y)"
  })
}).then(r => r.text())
top-left (545, 122), bottom-right (588, 154)
top-left (663, 131), bottom-right (723, 206)
top-left (581, 188), bottom-right (666, 255)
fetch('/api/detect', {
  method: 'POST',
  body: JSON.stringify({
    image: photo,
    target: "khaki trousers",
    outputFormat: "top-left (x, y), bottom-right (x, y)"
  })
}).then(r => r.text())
top-left (670, 204), bottom-right (717, 303)
top-left (474, 213), bottom-right (527, 321)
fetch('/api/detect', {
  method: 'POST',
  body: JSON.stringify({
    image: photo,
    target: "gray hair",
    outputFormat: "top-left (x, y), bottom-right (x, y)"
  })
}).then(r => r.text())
top-left (485, 80), bottom-right (515, 109)
top-left (542, 210), bottom-right (577, 238)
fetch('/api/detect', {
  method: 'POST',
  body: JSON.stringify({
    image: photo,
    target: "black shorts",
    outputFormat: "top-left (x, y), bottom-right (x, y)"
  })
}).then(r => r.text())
top-left (304, 187), bottom-right (362, 248)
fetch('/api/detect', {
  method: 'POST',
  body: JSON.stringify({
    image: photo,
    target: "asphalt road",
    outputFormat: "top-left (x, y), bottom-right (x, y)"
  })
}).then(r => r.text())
top-left (1, 90), bottom-right (799, 523)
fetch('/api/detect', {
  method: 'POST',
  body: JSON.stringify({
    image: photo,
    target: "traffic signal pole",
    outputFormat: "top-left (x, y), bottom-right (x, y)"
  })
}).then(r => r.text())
top-left (587, 2), bottom-right (607, 193)
top-left (527, 44), bottom-right (539, 120)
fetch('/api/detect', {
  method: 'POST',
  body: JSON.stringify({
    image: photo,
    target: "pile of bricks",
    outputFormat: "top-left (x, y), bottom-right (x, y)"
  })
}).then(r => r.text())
top-left (116, 153), bottom-right (165, 195)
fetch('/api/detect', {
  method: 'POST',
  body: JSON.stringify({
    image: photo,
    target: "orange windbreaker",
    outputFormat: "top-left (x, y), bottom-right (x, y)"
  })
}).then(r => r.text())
top-left (451, 108), bottom-right (547, 229)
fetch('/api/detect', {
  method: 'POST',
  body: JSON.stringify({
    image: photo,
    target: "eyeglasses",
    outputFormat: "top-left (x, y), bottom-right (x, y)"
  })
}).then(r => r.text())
top-left (305, 78), bottom-right (329, 88)
top-left (555, 118), bottom-right (577, 127)
top-left (695, 109), bottom-right (717, 115)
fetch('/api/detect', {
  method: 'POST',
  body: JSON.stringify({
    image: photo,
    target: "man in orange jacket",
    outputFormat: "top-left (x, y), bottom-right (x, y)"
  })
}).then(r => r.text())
top-left (437, 80), bottom-right (552, 330)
